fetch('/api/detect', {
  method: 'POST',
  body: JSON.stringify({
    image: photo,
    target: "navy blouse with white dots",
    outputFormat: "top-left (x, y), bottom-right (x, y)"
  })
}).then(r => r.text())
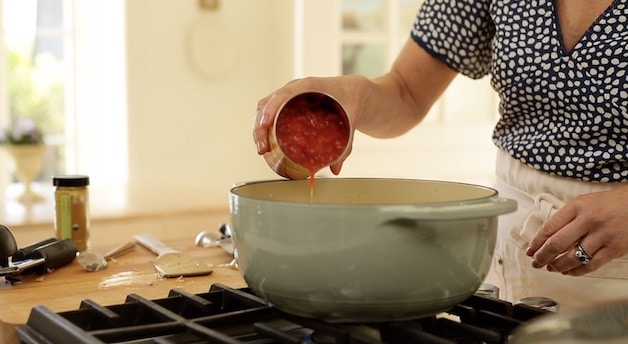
top-left (412, 0), bottom-right (628, 182)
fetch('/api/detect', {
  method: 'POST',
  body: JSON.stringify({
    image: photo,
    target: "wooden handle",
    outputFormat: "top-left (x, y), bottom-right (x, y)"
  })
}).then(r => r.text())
top-left (134, 234), bottom-right (179, 256)
top-left (103, 241), bottom-right (136, 260)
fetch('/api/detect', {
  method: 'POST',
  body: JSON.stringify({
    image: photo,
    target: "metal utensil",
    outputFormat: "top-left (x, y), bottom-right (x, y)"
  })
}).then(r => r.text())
top-left (1, 238), bottom-right (77, 285)
top-left (195, 223), bottom-right (234, 255)
top-left (77, 241), bottom-right (136, 272)
top-left (76, 249), bottom-right (107, 272)
top-left (134, 234), bottom-right (213, 278)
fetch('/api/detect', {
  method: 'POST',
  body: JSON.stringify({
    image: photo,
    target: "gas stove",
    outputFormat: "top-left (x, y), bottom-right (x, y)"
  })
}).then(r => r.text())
top-left (16, 283), bottom-right (548, 344)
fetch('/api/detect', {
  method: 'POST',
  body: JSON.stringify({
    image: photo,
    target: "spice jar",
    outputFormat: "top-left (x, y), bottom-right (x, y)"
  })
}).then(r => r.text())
top-left (264, 92), bottom-right (352, 179)
top-left (53, 175), bottom-right (90, 252)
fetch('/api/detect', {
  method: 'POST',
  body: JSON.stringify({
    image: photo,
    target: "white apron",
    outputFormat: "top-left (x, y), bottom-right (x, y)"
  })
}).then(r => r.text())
top-left (485, 149), bottom-right (628, 312)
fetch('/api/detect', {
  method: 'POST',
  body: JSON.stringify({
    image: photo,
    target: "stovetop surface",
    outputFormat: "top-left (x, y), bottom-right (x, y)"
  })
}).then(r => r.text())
top-left (16, 283), bottom-right (548, 344)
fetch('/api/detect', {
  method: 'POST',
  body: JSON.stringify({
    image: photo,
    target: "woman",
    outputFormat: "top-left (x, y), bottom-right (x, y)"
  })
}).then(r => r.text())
top-left (253, 0), bottom-right (628, 311)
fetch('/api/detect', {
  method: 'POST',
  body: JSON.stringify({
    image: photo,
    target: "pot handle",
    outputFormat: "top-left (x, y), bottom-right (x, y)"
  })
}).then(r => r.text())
top-left (380, 197), bottom-right (517, 220)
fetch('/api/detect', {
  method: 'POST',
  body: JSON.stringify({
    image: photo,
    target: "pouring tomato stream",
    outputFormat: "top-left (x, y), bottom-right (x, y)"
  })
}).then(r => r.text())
top-left (275, 93), bottom-right (350, 195)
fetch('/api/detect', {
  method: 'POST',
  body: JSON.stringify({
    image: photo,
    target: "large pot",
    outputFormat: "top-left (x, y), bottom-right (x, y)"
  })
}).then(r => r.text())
top-left (229, 178), bottom-right (516, 322)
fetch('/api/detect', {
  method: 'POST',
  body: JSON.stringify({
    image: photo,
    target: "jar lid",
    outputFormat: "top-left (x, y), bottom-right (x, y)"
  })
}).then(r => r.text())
top-left (52, 175), bottom-right (90, 187)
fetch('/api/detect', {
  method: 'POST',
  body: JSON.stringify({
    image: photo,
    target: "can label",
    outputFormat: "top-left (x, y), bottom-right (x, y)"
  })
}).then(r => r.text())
top-left (54, 190), bottom-right (89, 251)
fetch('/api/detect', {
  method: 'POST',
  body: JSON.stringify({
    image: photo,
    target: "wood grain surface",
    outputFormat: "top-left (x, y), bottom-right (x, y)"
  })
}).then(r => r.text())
top-left (0, 238), bottom-right (246, 344)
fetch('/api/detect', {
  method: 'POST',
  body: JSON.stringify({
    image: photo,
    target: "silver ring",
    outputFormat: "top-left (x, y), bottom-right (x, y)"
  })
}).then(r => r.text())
top-left (575, 242), bottom-right (592, 265)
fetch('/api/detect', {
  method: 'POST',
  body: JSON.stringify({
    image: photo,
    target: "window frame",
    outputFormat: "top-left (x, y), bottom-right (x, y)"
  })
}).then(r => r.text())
top-left (296, 0), bottom-right (500, 185)
top-left (0, 0), bottom-right (128, 191)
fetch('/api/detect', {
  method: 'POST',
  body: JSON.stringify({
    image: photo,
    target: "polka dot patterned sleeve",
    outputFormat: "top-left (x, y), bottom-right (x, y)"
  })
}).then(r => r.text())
top-left (411, 0), bottom-right (494, 79)
top-left (412, 0), bottom-right (628, 182)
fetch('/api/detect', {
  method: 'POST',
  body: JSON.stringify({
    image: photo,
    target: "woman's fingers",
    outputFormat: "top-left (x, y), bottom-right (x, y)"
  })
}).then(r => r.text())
top-left (253, 96), bottom-right (273, 154)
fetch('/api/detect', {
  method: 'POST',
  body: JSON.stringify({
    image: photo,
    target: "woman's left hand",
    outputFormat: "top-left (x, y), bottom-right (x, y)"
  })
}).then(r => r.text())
top-left (526, 185), bottom-right (628, 276)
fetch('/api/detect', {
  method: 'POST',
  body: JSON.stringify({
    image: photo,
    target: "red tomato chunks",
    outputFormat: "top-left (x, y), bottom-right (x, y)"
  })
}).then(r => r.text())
top-left (275, 93), bottom-right (350, 177)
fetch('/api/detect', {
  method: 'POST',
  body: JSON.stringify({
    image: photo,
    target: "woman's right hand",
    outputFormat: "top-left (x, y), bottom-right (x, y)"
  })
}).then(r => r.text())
top-left (253, 75), bottom-right (371, 176)
top-left (253, 38), bottom-right (459, 178)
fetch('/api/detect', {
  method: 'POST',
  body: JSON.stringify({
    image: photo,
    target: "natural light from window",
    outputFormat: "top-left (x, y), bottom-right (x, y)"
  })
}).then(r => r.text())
top-left (1, 0), bottom-right (127, 199)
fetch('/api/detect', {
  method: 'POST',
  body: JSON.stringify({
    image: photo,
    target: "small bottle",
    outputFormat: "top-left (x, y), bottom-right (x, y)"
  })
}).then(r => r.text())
top-left (53, 175), bottom-right (90, 252)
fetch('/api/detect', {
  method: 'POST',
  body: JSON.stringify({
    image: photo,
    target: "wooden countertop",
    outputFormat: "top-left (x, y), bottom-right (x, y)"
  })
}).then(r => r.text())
top-left (0, 238), bottom-right (247, 344)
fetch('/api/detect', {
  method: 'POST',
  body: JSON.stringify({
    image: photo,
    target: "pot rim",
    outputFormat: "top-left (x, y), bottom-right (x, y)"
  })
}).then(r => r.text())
top-left (229, 177), bottom-right (516, 217)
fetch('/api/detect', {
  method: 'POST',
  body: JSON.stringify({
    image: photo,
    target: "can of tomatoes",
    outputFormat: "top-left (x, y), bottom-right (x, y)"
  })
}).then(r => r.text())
top-left (264, 92), bottom-right (352, 179)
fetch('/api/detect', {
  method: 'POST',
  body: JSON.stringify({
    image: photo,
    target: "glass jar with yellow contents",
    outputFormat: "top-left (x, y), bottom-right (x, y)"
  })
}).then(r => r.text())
top-left (53, 175), bottom-right (90, 252)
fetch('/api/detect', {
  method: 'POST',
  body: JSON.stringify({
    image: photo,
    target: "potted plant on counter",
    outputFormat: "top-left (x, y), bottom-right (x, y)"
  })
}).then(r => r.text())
top-left (0, 117), bottom-right (46, 203)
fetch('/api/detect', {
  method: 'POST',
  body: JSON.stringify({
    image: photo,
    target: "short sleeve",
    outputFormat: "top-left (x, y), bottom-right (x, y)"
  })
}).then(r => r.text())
top-left (411, 0), bottom-right (495, 79)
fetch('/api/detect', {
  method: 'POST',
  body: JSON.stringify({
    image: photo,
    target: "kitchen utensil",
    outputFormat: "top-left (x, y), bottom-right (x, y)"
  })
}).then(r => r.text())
top-left (0, 224), bottom-right (19, 267)
top-left (195, 223), bottom-right (235, 255)
top-left (229, 178), bottom-right (517, 322)
top-left (76, 249), bottom-right (107, 272)
top-left (0, 237), bottom-right (77, 285)
top-left (76, 241), bottom-right (137, 272)
top-left (134, 234), bottom-right (213, 278)
top-left (11, 238), bottom-right (57, 262)
top-left (104, 241), bottom-right (137, 260)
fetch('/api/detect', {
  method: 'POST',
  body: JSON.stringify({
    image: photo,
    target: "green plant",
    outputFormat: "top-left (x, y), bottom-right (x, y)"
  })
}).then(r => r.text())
top-left (7, 48), bottom-right (65, 138)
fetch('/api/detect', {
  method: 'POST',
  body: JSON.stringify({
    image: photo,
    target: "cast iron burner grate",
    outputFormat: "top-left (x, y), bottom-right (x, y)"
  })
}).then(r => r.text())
top-left (16, 283), bottom-right (548, 344)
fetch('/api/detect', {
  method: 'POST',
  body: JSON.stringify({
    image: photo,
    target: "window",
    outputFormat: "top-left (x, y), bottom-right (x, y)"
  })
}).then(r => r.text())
top-left (341, 0), bottom-right (420, 78)
top-left (1, 0), bottom-right (127, 197)
top-left (296, 0), bottom-right (499, 185)
top-left (339, 0), bottom-right (498, 123)
top-left (1, 0), bottom-right (70, 183)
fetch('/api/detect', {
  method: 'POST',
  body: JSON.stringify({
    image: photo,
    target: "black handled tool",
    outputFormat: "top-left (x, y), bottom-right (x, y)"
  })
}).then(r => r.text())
top-left (0, 224), bottom-right (77, 285)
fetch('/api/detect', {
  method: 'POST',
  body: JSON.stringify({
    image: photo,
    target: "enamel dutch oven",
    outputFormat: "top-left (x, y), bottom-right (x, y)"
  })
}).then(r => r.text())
top-left (229, 178), bottom-right (516, 322)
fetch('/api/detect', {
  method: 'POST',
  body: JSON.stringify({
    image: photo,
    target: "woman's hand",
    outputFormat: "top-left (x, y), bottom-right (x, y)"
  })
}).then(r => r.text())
top-left (252, 38), bottom-right (458, 178)
top-left (253, 75), bottom-right (370, 176)
top-left (526, 186), bottom-right (628, 276)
